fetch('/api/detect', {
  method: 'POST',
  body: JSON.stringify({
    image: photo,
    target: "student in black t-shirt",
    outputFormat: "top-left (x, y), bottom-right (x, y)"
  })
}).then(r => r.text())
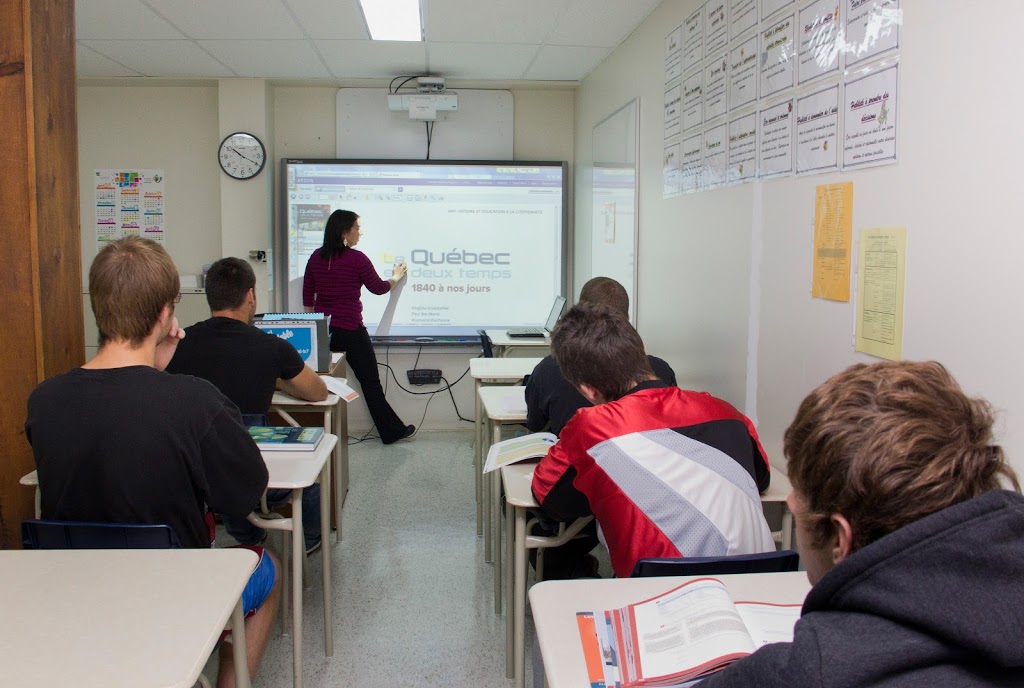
top-left (167, 257), bottom-right (328, 553)
top-left (26, 237), bottom-right (279, 686)
top-left (525, 277), bottom-right (677, 436)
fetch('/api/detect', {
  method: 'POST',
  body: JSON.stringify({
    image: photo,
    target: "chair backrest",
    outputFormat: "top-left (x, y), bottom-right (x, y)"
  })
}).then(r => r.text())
top-left (21, 519), bottom-right (182, 550)
top-left (478, 329), bottom-right (494, 358)
top-left (629, 550), bottom-right (800, 578)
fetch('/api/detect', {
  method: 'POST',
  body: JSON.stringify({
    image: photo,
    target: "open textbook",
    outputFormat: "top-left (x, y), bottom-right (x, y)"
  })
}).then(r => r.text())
top-left (576, 577), bottom-right (800, 687)
top-left (483, 432), bottom-right (557, 473)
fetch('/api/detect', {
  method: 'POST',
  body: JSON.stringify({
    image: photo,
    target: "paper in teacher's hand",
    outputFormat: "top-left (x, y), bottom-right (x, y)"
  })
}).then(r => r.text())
top-left (320, 375), bottom-right (359, 402)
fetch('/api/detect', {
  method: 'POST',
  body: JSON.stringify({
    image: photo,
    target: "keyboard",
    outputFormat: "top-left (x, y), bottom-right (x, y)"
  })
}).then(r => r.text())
top-left (506, 327), bottom-right (546, 338)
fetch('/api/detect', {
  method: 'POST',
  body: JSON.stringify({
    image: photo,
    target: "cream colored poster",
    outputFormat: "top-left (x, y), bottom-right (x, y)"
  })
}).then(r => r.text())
top-left (855, 227), bottom-right (906, 361)
top-left (811, 182), bottom-right (853, 301)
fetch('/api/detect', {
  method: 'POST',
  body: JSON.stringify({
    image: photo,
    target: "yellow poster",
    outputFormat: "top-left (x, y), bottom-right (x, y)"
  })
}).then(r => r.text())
top-left (856, 227), bottom-right (906, 361)
top-left (811, 182), bottom-right (853, 301)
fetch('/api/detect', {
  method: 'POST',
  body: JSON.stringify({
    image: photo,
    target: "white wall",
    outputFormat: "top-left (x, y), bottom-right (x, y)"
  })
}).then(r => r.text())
top-left (576, 0), bottom-right (1024, 473)
top-left (78, 82), bottom-right (575, 432)
top-left (575, 0), bottom-right (756, 413)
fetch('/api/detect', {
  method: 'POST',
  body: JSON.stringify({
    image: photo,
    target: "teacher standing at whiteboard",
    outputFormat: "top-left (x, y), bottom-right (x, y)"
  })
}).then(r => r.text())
top-left (303, 209), bottom-right (414, 445)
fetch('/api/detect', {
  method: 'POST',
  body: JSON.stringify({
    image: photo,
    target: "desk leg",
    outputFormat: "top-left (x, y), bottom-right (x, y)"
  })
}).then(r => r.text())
top-left (484, 415), bottom-right (493, 563)
top-left (505, 501), bottom-right (514, 679)
top-left (320, 460), bottom-right (333, 656)
top-left (336, 402), bottom-right (349, 544)
top-left (230, 598), bottom-right (252, 688)
top-left (514, 507), bottom-right (528, 688)
top-left (475, 379), bottom-right (483, 537)
top-left (492, 422), bottom-right (503, 615)
top-left (291, 488), bottom-right (304, 688)
top-left (782, 507), bottom-right (794, 550)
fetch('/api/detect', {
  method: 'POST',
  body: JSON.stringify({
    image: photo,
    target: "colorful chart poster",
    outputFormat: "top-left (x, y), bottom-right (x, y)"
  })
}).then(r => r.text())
top-left (664, 141), bottom-right (683, 198)
top-left (845, 0), bottom-right (901, 67)
top-left (683, 8), bottom-right (705, 74)
top-left (704, 53), bottom-right (729, 122)
top-left (811, 182), bottom-right (853, 301)
top-left (758, 98), bottom-right (795, 178)
top-left (682, 71), bottom-right (704, 131)
top-left (681, 134), bottom-right (704, 193)
top-left (855, 227), bottom-right (906, 361)
top-left (729, 34), bottom-right (759, 110)
top-left (796, 85), bottom-right (840, 173)
top-left (798, 0), bottom-right (841, 84)
top-left (730, 0), bottom-right (758, 40)
top-left (760, 14), bottom-right (796, 98)
top-left (843, 64), bottom-right (898, 168)
top-left (666, 25), bottom-right (684, 83)
top-left (761, 0), bottom-right (794, 20)
top-left (665, 83), bottom-right (683, 139)
top-left (705, 0), bottom-right (730, 54)
top-left (702, 123), bottom-right (729, 187)
top-left (95, 169), bottom-right (165, 251)
top-left (728, 112), bottom-right (758, 184)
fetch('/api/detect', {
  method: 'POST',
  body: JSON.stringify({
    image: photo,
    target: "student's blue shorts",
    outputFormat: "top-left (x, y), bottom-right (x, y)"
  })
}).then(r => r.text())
top-left (235, 544), bottom-right (276, 617)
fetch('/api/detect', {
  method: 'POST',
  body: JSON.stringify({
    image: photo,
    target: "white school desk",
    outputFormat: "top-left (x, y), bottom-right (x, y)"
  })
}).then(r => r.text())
top-left (270, 390), bottom-right (350, 542)
top-left (484, 329), bottom-right (551, 358)
top-left (530, 571), bottom-right (812, 688)
top-left (253, 433), bottom-right (337, 688)
top-left (0, 548), bottom-right (256, 688)
top-left (478, 385), bottom-right (529, 615)
top-left (469, 356), bottom-right (542, 551)
top-left (501, 462), bottom-right (593, 687)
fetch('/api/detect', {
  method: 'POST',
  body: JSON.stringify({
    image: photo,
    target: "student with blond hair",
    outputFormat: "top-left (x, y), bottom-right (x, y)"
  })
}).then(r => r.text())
top-left (701, 360), bottom-right (1024, 687)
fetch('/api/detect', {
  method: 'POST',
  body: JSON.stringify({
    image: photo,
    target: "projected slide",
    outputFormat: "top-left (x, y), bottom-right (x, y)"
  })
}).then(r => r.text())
top-left (282, 161), bottom-right (566, 337)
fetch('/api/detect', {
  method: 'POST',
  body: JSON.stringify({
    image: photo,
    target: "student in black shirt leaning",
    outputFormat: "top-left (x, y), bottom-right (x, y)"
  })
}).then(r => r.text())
top-left (167, 257), bottom-right (328, 553)
top-left (26, 236), bottom-right (279, 687)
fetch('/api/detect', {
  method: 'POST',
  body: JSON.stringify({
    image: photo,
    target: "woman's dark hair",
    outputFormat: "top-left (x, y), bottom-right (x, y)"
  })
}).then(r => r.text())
top-left (319, 210), bottom-right (359, 258)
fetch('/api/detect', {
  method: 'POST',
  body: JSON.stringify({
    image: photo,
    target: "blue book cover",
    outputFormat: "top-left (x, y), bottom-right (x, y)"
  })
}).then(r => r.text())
top-left (248, 426), bottom-right (324, 451)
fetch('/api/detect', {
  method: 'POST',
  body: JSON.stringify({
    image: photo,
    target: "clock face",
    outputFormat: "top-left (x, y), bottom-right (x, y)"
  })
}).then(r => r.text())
top-left (218, 132), bottom-right (266, 180)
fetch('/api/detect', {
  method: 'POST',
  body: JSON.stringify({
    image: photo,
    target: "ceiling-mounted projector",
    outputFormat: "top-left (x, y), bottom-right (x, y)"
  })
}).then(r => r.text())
top-left (387, 76), bottom-right (457, 121)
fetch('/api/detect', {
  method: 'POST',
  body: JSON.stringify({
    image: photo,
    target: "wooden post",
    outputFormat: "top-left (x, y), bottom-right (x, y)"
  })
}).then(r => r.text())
top-left (0, 0), bottom-right (83, 548)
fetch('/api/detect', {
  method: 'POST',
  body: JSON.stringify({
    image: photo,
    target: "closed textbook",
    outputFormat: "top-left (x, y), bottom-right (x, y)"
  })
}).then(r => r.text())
top-left (248, 426), bottom-right (324, 451)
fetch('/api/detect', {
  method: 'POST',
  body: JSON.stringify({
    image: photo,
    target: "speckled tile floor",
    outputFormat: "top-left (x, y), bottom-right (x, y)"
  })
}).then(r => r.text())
top-left (206, 429), bottom-right (559, 688)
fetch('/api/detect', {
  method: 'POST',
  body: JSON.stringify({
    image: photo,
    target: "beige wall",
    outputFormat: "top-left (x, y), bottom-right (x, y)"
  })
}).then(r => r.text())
top-left (77, 82), bottom-right (575, 431)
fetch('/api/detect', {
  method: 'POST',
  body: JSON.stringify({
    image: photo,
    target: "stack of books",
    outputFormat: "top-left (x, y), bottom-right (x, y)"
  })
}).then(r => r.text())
top-left (248, 426), bottom-right (324, 451)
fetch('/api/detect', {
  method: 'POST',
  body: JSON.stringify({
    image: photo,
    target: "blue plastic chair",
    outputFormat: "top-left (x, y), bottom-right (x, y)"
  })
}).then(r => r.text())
top-left (629, 549), bottom-right (800, 578)
top-left (21, 519), bottom-right (182, 550)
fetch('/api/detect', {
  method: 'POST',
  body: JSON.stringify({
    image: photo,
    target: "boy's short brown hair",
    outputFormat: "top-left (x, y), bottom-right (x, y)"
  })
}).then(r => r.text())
top-left (551, 301), bottom-right (654, 402)
top-left (578, 277), bottom-right (629, 318)
top-left (784, 360), bottom-right (1019, 552)
top-left (89, 236), bottom-right (180, 346)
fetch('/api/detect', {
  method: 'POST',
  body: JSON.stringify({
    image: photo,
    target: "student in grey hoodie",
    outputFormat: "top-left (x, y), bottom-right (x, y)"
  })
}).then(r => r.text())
top-left (702, 360), bottom-right (1024, 688)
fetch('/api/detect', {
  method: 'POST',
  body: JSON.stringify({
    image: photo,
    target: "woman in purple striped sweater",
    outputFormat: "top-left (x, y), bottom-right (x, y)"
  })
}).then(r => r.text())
top-left (303, 209), bottom-right (414, 444)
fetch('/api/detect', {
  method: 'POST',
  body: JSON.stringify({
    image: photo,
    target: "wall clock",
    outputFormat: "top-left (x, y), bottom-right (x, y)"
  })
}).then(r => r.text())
top-left (218, 131), bottom-right (266, 180)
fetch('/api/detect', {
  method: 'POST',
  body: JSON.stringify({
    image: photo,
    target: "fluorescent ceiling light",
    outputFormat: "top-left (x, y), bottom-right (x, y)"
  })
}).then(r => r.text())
top-left (359, 0), bottom-right (423, 41)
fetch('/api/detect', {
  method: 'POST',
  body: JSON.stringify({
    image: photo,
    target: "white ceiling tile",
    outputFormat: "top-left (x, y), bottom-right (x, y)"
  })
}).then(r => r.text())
top-left (79, 40), bottom-right (236, 78)
top-left (76, 44), bottom-right (143, 77)
top-left (524, 45), bottom-right (610, 81)
top-left (429, 42), bottom-right (538, 80)
top-left (548, 0), bottom-right (663, 47)
top-left (144, 0), bottom-right (305, 39)
top-left (75, 0), bottom-right (184, 40)
top-left (316, 40), bottom-right (427, 78)
top-left (426, 0), bottom-right (563, 44)
top-left (199, 40), bottom-right (331, 78)
top-left (282, 0), bottom-right (369, 40)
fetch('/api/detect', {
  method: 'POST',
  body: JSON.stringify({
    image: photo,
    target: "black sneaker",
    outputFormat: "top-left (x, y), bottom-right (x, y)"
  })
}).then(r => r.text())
top-left (383, 424), bottom-right (416, 445)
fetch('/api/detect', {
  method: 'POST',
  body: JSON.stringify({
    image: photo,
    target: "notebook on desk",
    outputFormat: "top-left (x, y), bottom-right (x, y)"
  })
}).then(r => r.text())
top-left (507, 296), bottom-right (566, 338)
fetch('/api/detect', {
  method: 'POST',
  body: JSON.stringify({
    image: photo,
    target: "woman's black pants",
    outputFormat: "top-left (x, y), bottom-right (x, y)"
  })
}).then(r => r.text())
top-left (329, 326), bottom-right (408, 443)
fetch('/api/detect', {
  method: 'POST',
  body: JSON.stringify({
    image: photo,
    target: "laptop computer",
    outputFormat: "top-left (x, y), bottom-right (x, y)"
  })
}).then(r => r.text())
top-left (507, 296), bottom-right (566, 338)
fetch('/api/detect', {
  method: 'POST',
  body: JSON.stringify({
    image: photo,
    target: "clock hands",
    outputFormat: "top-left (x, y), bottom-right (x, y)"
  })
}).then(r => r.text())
top-left (229, 147), bottom-right (259, 165)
